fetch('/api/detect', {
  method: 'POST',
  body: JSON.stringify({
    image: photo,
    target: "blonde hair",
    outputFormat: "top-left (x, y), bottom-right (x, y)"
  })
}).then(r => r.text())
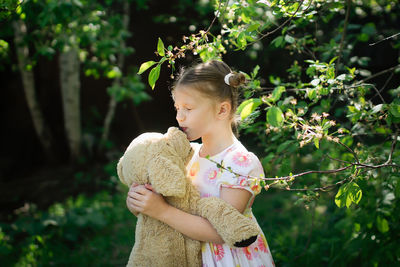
top-left (172, 60), bottom-right (246, 136)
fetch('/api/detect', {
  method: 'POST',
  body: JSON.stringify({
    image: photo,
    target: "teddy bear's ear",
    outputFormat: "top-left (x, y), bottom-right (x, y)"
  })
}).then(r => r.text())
top-left (165, 127), bottom-right (191, 159)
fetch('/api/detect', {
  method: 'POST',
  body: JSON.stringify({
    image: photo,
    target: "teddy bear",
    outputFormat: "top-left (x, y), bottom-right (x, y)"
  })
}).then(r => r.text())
top-left (117, 127), bottom-right (260, 267)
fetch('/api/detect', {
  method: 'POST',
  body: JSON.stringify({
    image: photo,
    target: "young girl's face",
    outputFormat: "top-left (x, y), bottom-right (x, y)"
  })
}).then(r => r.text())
top-left (172, 85), bottom-right (218, 141)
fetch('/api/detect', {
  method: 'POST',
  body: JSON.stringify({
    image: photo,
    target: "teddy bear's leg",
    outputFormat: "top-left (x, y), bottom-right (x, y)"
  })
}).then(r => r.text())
top-left (184, 237), bottom-right (202, 267)
top-left (196, 197), bottom-right (260, 248)
top-left (127, 216), bottom-right (188, 267)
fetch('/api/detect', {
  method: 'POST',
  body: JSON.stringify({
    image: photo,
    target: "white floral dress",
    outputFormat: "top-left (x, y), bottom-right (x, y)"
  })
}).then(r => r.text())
top-left (187, 138), bottom-right (275, 267)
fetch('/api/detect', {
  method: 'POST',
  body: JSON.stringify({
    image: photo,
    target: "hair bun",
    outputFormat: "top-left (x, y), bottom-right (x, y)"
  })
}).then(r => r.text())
top-left (229, 72), bottom-right (246, 87)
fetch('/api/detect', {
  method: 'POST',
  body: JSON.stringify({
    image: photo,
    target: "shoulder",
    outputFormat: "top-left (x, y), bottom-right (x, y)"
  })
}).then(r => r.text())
top-left (224, 141), bottom-right (262, 172)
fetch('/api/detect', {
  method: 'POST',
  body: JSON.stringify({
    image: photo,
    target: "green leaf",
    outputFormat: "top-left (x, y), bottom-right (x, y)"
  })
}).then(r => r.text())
top-left (329, 56), bottom-right (338, 65)
top-left (148, 64), bottom-right (161, 90)
top-left (237, 32), bottom-right (247, 49)
top-left (335, 184), bottom-right (349, 208)
top-left (335, 182), bottom-right (362, 208)
top-left (277, 140), bottom-right (293, 153)
top-left (389, 103), bottom-right (400, 117)
top-left (271, 36), bottom-right (284, 48)
top-left (371, 104), bottom-right (384, 114)
top-left (247, 23), bottom-right (260, 32)
top-left (157, 38), bottom-right (165, 57)
top-left (284, 35), bottom-right (295, 44)
top-left (307, 88), bottom-right (317, 100)
top-left (138, 61), bottom-right (157, 74)
top-left (310, 78), bottom-right (320, 87)
top-left (267, 106), bottom-right (284, 127)
top-left (239, 98), bottom-right (262, 119)
top-left (106, 67), bottom-right (122, 79)
top-left (270, 86), bottom-right (286, 103)
top-left (376, 216), bottom-right (389, 233)
top-left (314, 138), bottom-right (320, 149)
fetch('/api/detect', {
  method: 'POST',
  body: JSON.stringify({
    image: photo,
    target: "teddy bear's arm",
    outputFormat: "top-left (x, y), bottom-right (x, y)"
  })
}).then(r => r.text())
top-left (117, 156), bottom-right (140, 217)
top-left (147, 156), bottom-right (186, 198)
top-left (117, 157), bottom-right (127, 185)
top-left (197, 197), bottom-right (259, 248)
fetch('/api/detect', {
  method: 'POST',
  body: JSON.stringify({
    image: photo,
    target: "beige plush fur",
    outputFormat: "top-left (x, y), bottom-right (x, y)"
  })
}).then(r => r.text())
top-left (117, 127), bottom-right (260, 267)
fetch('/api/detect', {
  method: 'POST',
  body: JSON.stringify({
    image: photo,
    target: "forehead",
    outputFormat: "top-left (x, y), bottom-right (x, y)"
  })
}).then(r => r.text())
top-left (172, 85), bottom-right (211, 104)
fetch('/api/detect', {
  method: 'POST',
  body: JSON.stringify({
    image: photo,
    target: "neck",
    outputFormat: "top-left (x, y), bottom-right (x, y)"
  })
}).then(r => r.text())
top-left (199, 124), bottom-right (235, 157)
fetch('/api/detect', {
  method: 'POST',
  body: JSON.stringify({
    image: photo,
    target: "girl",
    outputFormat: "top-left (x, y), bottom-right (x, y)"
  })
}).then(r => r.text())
top-left (127, 60), bottom-right (275, 267)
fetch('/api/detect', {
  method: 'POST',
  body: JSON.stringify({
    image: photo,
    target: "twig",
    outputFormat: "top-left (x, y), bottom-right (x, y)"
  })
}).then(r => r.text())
top-left (369, 84), bottom-right (386, 104)
top-left (259, 83), bottom-right (369, 93)
top-left (285, 177), bottom-right (350, 192)
top-left (369, 32), bottom-right (400, 46)
top-left (337, 140), bottom-right (360, 164)
top-left (355, 64), bottom-right (400, 85)
top-left (326, 155), bottom-right (351, 165)
top-left (336, 0), bottom-right (351, 76)
top-left (249, 0), bottom-right (307, 45)
top-left (369, 71), bottom-right (394, 102)
top-left (204, 0), bottom-right (227, 34)
top-left (386, 131), bottom-right (398, 164)
top-left (206, 149), bottom-right (399, 191)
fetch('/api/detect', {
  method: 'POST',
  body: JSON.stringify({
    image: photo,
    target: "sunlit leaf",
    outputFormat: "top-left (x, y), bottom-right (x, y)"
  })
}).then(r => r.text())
top-left (157, 38), bottom-right (165, 57)
top-left (376, 216), bottom-right (389, 233)
top-left (238, 98), bottom-right (262, 119)
top-left (138, 61), bottom-right (157, 74)
top-left (267, 106), bottom-right (284, 127)
top-left (389, 103), bottom-right (400, 117)
top-left (270, 86), bottom-right (285, 103)
top-left (148, 64), bottom-right (161, 90)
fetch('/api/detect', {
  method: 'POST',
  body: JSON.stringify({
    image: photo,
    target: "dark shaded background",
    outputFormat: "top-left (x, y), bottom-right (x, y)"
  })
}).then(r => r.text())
top-left (1, 0), bottom-right (398, 218)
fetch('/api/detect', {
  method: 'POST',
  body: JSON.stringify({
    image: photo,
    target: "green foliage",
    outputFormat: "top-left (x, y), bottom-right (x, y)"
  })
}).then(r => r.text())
top-left (0, 188), bottom-right (135, 266)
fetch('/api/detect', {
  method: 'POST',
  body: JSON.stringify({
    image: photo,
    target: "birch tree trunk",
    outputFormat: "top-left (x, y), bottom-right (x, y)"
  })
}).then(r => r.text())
top-left (59, 46), bottom-right (81, 161)
top-left (13, 19), bottom-right (54, 160)
top-left (100, 1), bottom-right (130, 148)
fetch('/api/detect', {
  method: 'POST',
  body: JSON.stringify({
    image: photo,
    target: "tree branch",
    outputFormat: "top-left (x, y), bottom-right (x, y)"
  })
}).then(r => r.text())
top-left (249, 0), bottom-right (307, 45)
top-left (369, 32), bottom-right (400, 46)
top-left (355, 64), bottom-right (400, 85)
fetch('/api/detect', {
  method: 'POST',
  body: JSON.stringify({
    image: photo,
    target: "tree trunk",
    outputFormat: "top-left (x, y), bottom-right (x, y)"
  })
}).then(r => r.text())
top-left (59, 46), bottom-right (81, 161)
top-left (12, 19), bottom-right (55, 160)
top-left (100, 1), bottom-right (130, 148)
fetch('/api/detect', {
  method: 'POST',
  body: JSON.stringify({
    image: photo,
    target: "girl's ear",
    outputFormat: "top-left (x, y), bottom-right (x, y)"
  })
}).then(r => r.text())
top-left (217, 101), bottom-right (232, 120)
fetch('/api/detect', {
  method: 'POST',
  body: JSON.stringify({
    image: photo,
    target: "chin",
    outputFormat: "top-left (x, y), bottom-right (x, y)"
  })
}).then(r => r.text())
top-left (187, 134), bottom-right (200, 142)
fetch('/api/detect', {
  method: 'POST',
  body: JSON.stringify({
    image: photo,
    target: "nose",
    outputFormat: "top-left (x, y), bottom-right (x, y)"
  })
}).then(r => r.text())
top-left (176, 110), bottom-right (185, 122)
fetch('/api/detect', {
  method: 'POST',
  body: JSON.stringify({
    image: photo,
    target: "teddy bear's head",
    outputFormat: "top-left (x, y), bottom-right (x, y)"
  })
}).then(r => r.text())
top-left (117, 127), bottom-right (193, 187)
top-left (164, 127), bottom-right (194, 165)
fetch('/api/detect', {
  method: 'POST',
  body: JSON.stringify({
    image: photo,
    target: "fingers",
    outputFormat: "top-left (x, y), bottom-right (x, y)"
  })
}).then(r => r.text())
top-left (126, 195), bottom-right (143, 212)
top-left (129, 184), bottom-right (148, 195)
top-left (129, 182), bottom-right (139, 189)
top-left (145, 184), bottom-right (155, 191)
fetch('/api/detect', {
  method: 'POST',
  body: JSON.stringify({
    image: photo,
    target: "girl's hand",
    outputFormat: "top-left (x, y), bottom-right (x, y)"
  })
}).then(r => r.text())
top-left (127, 184), bottom-right (169, 220)
top-left (126, 183), bottom-right (139, 216)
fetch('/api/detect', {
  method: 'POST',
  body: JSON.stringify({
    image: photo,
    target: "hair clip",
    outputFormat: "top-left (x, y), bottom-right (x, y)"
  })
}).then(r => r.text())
top-left (224, 73), bottom-right (234, 86)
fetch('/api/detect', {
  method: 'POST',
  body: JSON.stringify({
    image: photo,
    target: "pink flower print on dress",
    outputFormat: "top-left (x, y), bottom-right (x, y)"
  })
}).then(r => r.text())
top-left (238, 177), bottom-right (249, 187)
top-left (252, 246), bottom-right (260, 259)
top-left (232, 151), bottom-right (251, 167)
top-left (212, 244), bottom-right (225, 261)
top-left (189, 161), bottom-right (200, 180)
top-left (243, 246), bottom-right (253, 260)
top-left (257, 235), bottom-right (268, 253)
top-left (204, 167), bottom-right (219, 184)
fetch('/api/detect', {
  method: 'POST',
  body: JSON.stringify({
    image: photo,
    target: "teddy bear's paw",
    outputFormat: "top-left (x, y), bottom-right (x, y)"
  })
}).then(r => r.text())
top-left (233, 235), bottom-right (258, 247)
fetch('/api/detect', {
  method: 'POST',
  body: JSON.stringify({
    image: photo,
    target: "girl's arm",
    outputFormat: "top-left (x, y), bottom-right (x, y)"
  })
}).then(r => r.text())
top-left (126, 184), bottom-right (251, 243)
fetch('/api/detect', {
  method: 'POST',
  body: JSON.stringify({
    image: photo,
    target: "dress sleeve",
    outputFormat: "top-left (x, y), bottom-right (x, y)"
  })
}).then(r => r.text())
top-left (216, 150), bottom-right (265, 197)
